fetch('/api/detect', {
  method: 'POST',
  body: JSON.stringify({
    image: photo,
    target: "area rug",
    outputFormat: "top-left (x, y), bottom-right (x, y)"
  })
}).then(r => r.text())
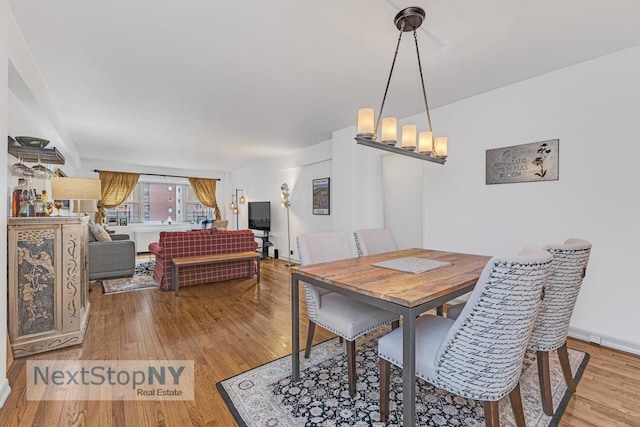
top-left (101, 259), bottom-right (157, 294)
top-left (217, 332), bottom-right (589, 427)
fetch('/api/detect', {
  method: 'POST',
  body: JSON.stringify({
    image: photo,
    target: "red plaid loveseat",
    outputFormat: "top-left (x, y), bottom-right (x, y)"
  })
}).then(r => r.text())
top-left (149, 229), bottom-right (258, 291)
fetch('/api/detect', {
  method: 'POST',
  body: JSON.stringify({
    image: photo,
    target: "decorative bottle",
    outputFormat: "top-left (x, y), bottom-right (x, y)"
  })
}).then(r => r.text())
top-left (42, 190), bottom-right (53, 216)
top-left (34, 194), bottom-right (46, 217)
top-left (11, 178), bottom-right (26, 217)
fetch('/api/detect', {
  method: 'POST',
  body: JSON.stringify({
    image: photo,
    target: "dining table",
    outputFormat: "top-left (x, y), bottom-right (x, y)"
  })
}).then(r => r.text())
top-left (290, 248), bottom-right (491, 427)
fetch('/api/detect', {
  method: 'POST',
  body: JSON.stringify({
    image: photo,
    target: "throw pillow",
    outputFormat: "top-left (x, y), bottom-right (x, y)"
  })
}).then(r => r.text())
top-left (90, 224), bottom-right (112, 242)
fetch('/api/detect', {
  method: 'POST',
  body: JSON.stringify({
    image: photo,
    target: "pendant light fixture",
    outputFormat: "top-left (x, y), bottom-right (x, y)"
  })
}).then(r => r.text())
top-left (356, 6), bottom-right (447, 164)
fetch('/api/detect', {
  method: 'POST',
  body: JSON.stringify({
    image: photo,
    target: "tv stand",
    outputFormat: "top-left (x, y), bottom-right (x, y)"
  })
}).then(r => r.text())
top-left (253, 230), bottom-right (272, 259)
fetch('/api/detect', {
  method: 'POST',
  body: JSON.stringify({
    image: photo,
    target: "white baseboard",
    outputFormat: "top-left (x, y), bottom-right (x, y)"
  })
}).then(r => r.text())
top-left (0, 377), bottom-right (11, 408)
top-left (568, 327), bottom-right (640, 356)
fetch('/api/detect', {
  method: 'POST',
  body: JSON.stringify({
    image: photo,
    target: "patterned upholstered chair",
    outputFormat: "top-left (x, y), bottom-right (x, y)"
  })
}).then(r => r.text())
top-left (353, 228), bottom-right (398, 257)
top-left (297, 232), bottom-right (400, 397)
top-left (447, 238), bottom-right (592, 416)
top-left (379, 249), bottom-right (553, 426)
top-left (529, 238), bottom-right (592, 415)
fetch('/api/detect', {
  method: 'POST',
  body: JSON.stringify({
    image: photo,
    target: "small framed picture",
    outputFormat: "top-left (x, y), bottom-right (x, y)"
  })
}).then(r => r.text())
top-left (312, 178), bottom-right (330, 215)
top-left (107, 216), bottom-right (118, 226)
top-left (118, 217), bottom-right (128, 226)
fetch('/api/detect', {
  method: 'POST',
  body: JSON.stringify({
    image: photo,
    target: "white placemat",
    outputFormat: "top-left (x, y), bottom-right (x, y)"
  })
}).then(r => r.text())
top-left (371, 257), bottom-right (452, 274)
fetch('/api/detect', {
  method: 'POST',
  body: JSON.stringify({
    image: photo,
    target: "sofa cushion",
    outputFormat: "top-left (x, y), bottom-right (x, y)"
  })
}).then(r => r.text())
top-left (90, 224), bottom-right (112, 242)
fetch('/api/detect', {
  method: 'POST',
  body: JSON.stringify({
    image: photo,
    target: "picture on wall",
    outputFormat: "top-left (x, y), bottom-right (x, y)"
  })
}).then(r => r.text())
top-left (118, 217), bottom-right (128, 226)
top-left (312, 178), bottom-right (330, 215)
top-left (486, 139), bottom-right (559, 184)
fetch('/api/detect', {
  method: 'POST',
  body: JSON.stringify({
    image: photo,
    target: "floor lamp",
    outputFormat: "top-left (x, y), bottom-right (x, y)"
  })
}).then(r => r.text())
top-left (281, 183), bottom-right (292, 267)
top-left (230, 188), bottom-right (245, 230)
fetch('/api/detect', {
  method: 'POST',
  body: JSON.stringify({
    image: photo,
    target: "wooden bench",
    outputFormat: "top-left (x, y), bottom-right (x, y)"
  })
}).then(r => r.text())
top-left (171, 251), bottom-right (260, 296)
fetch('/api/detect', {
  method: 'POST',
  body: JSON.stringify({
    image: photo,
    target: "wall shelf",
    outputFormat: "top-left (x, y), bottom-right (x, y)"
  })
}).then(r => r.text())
top-left (8, 142), bottom-right (66, 165)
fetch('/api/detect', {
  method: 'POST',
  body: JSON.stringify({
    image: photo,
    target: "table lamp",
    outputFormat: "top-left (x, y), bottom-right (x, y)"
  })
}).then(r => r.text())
top-left (51, 177), bottom-right (102, 216)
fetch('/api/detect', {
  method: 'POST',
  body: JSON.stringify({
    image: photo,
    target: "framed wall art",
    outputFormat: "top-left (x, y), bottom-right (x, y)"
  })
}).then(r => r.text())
top-left (486, 139), bottom-right (559, 185)
top-left (312, 178), bottom-right (330, 215)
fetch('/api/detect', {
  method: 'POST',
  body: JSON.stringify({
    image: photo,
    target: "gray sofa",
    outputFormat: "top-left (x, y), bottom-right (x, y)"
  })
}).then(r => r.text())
top-left (88, 233), bottom-right (136, 280)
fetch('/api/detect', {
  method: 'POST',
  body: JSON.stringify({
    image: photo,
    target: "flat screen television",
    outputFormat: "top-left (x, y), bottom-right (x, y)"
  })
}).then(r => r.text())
top-left (248, 201), bottom-right (271, 231)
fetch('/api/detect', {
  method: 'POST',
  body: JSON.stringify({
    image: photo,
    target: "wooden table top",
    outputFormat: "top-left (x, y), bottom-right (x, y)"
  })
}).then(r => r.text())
top-left (291, 248), bottom-right (491, 308)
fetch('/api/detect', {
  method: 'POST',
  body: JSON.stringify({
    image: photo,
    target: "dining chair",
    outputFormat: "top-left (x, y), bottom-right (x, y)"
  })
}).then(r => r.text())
top-left (353, 228), bottom-right (398, 256)
top-left (379, 248), bottom-right (553, 427)
top-left (529, 238), bottom-right (592, 415)
top-left (297, 231), bottom-right (400, 397)
top-left (447, 238), bottom-right (592, 416)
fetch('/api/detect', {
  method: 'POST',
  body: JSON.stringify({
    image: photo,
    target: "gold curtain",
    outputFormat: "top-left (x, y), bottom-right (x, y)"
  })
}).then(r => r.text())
top-left (188, 177), bottom-right (222, 220)
top-left (95, 171), bottom-right (140, 224)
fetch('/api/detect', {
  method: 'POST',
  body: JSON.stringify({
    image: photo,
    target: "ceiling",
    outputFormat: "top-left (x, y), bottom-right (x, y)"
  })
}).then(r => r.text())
top-left (8, 0), bottom-right (640, 171)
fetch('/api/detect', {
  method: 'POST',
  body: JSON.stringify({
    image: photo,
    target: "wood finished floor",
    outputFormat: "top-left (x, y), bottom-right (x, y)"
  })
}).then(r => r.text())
top-left (1, 258), bottom-right (639, 426)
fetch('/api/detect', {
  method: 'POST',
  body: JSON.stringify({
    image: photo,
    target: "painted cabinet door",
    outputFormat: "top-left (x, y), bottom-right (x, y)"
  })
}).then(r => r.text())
top-left (8, 217), bottom-right (90, 357)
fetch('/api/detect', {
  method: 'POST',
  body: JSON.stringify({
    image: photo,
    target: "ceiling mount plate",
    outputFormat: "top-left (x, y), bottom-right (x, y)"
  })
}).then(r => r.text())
top-left (394, 6), bottom-right (425, 32)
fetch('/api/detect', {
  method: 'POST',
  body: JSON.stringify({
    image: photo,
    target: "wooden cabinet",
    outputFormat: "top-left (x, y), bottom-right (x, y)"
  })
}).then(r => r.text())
top-left (7, 217), bottom-right (90, 357)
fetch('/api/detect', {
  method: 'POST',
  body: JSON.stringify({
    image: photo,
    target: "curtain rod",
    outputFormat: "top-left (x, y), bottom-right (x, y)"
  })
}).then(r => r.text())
top-left (92, 170), bottom-right (220, 181)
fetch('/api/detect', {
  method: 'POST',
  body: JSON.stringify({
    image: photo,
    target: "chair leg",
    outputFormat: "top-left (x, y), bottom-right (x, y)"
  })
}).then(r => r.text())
top-left (482, 401), bottom-right (500, 427)
top-left (557, 342), bottom-right (576, 392)
top-left (391, 319), bottom-right (400, 330)
top-left (509, 382), bottom-right (526, 427)
top-left (379, 358), bottom-right (390, 422)
top-left (346, 340), bottom-right (356, 397)
top-left (436, 305), bottom-right (444, 316)
top-left (339, 337), bottom-right (343, 343)
top-left (537, 350), bottom-right (554, 416)
top-left (304, 321), bottom-right (316, 359)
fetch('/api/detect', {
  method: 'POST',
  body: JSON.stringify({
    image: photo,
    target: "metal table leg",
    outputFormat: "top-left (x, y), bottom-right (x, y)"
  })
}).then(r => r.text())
top-left (402, 309), bottom-right (416, 426)
top-left (291, 275), bottom-right (300, 381)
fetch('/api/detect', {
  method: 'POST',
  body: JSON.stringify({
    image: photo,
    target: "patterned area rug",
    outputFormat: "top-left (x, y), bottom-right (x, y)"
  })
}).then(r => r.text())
top-left (101, 259), bottom-right (157, 294)
top-left (217, 332), bottom-right (589, 427)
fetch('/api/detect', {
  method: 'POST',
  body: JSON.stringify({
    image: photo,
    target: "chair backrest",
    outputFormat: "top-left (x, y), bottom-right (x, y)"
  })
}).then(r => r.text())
top-left (296, 232), bottom-right (353, 321)
top-left (434, 249), bottom-right (553, 401)
top-left (528, 238), bottom-right (592, 352)
top-left (297, 232), bottom-right (352, 265)
top-left (353, 228), bottom-right (398, 256)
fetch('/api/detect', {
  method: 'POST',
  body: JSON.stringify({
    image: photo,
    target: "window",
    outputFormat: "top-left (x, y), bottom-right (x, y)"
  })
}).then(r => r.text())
top-left (104, 181), bottom-right (216, 223)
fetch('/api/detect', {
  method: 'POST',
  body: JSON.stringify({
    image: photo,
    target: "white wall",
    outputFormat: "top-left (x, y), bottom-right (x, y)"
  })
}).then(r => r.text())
top-left (231, 141), bottom-right (333, 262)
top-left (382, 154), bottom-right (423, 250)
top-left (419, 45), bottom-right (640, 353)
top-left (1, 0), bottom-right (13, 407)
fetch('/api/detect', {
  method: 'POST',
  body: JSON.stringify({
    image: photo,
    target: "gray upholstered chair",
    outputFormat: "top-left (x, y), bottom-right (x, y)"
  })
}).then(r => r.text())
top-left (88, 234), bottom-right (136, 280)
top-left (297, 232), bottom-right (400, 397)
top-left (447, 238), bottom-right (592, 416)
top-left (379, 248), bottom-right (553, 426)
top-left (353, 228), bottom-right (398, 257)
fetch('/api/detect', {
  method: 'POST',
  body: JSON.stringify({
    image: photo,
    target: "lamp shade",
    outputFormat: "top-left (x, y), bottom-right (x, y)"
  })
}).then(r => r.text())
top-left (381, 117), bottom-right (398, 144)
top-left (434, 137), bottom-right (448, 158)
top-left (73, 200), bottom-right (98, 214)
top-left (52, 177), bottom-right (102, 200)
top-left (357, 108), bottom-right (375, 137)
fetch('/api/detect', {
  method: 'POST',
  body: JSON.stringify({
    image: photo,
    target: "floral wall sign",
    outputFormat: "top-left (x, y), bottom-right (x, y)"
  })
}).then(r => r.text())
top-left (485, 139), bottom-right (559, 184)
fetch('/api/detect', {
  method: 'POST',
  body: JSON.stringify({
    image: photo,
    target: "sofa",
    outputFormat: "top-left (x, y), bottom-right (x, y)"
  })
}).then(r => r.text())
top-left (149, 229), bottom-right (258, 291)
top-left (88, 234), bottom-right (136, 280)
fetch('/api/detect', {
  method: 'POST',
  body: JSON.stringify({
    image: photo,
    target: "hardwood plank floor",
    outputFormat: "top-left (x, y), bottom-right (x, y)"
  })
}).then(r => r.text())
top-left (1, 258), bottom-right (639, 426)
